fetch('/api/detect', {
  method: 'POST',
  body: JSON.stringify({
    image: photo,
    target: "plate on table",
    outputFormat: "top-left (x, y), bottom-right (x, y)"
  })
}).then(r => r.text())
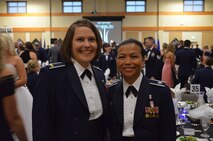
top-left (176, 136), bottom-right (208, 141)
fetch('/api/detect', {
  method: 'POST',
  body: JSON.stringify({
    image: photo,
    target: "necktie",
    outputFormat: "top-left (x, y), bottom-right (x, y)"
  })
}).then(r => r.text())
top-left (125, 86), bottom-right (138, 98)
top-left (80, 69), bottom-right (92, 80)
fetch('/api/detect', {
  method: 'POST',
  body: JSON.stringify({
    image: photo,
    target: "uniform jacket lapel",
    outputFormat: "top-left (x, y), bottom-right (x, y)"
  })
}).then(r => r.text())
top-left (66, 64), bottom-right (89, 111)
top-left (134, 77), bottom-right (150, 126)
top-left (114, 81), bottom-right (124, 125)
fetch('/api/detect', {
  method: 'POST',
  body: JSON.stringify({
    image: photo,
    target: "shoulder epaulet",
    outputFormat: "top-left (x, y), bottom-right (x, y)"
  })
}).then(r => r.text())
top-left (93, 65), bottom-right (102, 71)
top-left (149, 79), bottom-right (166, 87)
top-left (47, 62), bottom-right (65, 70)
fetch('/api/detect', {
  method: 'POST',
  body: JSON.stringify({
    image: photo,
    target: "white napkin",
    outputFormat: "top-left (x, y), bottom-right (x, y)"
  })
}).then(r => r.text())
top-left (170, 83), bottom-right (186, 100)
top-left (188, 104), bottom-right (213, 119)
top-left (172, 98), bottom-right (179, 115)
top-left (104, 68), bottom-right (110, 80)
top-left (205, 87), bottom-right (213, 103)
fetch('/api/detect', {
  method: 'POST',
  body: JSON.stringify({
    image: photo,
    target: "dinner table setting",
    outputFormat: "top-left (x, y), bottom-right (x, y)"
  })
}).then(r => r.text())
top-left (171, 84), bottom-right (213, 141)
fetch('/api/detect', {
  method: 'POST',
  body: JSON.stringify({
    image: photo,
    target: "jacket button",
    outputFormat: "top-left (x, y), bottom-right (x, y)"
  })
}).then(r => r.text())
top-left (73, 118), bottom-right (77, 121)
top-left (74, 131), bottom-right (78, 135)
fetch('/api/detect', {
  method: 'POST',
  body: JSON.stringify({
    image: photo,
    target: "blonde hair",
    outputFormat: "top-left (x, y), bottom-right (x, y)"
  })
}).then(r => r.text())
top-left (0, 35), bottom-right (3, 73)
top-left (163, 43), bottom-right (175, 61)
top-left (166, 43), bottom-right (175, 53)
top-left (27, 59), bottom-right (39, 74)
top-left (0, 33), bottom-right (16, 56)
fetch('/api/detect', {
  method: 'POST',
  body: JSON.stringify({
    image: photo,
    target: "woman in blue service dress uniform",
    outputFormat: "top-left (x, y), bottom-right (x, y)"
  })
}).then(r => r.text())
top-left (32, 19), bottom-right (109, 141)
top-left (108, 38), bottom-right (176, 141)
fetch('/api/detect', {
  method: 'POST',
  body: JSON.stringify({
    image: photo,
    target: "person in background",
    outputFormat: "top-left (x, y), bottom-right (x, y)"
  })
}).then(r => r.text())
top-left (175, 40), bottom-right (184, 52)
top-left (110, 40), bottom-right (118, 56)
top-left (108, 38), bottom-right (176, 141)
top-left (26, 59), bottom-right (40, 96)
top-left (97, 42), bottom-right (117, 80)
top-left (34, 41), bottom-right (48, 63)
top-left (192, 57), bottom-right (213, 103)
top-left (202, 45), bottom-right (210, 54)
top-left (175, 39), bottom-right (197, 88)
top-left (45, 45), bottom-right (50, 55)
top-left (14, 41), bottom-right (24, 55)
top-left (0, 33), bottom-right (28, 141)
top-left (19, 41), bottom-right (37, 64)
top-left (144, 37), bottom-right (163, 80)
top-left (160, 43), bottom-right (168, 57)
top-left (1, 33), bottom-right (33, 141)
top-left (48, 40), bottom-right (61, 63)
top-left (33, 19), bottom-right (109, 141)
top-left (162, 43), bottom-right (177, 88)
top-left (210, 44), bottom-right (213, 57)
top-left (195, 52), bottom-right (211, 71)
top-left (193, 44), bottom-right (202, 60)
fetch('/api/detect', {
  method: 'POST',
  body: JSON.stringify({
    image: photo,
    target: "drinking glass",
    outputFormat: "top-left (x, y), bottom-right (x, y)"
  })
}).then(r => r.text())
top-left (173, 98), bottom-right (181, 135)
top-left (178, 102), bottom-right (190, 129)
top-left (200, 117), bottom-right (211, 138)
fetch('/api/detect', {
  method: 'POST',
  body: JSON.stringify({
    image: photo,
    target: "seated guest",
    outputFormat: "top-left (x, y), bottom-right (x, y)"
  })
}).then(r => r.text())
top-left (108, 38), bottom-right (176, 141)
top-left (195, 52), bottom-right (211, 71)
top-left (26, 59), bottom-right (40, 96)
top-left (192, 57), bottom-right (213, 103)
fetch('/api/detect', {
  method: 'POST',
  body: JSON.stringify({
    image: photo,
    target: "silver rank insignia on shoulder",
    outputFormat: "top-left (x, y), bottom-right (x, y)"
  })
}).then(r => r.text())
top-left (93, 65), bottom-right (102, 71)
top-left (48, 62), bottom-right (65, 69)
top-left (149, 79), bottom-right (165, 87)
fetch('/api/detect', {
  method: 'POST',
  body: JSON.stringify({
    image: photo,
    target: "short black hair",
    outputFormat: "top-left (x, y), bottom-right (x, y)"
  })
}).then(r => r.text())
top-left (117, 38), bottom-right (145, 58)
top-left (102, 42), bottom-right (110, 52)
top-left (184, 39), bottom-right (191, 47)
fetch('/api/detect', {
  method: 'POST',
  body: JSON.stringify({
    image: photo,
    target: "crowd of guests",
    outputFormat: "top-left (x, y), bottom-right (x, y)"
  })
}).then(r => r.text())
top-left (1, 18), bottom-right (213, 141)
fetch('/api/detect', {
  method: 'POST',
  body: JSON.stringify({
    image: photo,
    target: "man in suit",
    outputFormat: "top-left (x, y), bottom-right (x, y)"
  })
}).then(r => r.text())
top-left (108, 38), bottom-right (176, 141)
top-left (175, 39), bottom-right (197, 88)
top-left (33, 19), bottom-right (108, 141)
top-left (34, 41), bottom-right (48, 63)
top-left (192, 57), bottom-right (213, 103)
top-left (48, 39), bottom-right (61, 63)
top-left (144, 37), bottom-right (163, 80)
top-left (193, 44), bottom-right (202, 60)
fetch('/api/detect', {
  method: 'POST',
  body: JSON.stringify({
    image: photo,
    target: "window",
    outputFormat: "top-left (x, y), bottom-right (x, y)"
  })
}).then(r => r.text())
top-left (184, 0), bottom-right (204, 12)
top-left (62, 1), bottom-right (82, 13)
top-left (7, 1), bottom-right (27, 13)
top-left (126, 0), bottom-right (146, 12)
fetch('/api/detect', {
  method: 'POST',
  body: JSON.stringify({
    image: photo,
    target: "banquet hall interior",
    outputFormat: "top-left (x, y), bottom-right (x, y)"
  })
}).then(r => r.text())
top-left (1, 0), bottom-right (213, 141)
top-left (0, 0), bottom-right (213, 47)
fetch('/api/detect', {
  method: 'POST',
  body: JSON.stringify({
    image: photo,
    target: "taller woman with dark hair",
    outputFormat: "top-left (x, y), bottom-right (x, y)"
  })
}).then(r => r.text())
top-left (19, 41), bottom-right (37, 64)
top-left (33, 19), bottom-right (108, 141)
